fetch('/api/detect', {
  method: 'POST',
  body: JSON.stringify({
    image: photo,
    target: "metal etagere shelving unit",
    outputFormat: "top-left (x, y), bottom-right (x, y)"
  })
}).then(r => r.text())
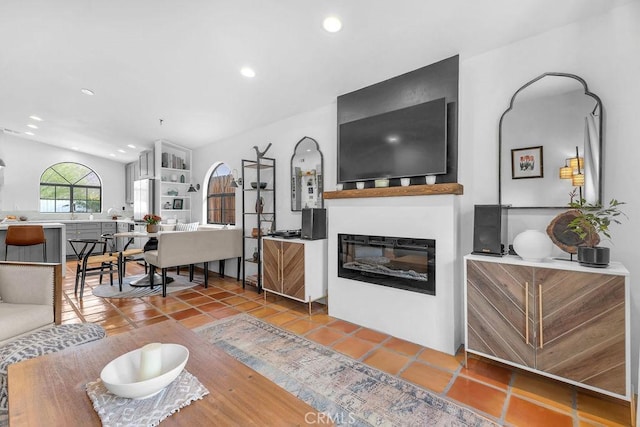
top-left (241, 149), bottom-right (275, 291)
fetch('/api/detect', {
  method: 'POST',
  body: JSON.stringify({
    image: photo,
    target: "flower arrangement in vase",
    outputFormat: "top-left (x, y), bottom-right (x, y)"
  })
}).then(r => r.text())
top-left (566, 198), bottom-right (626, 267)
top-left (143, 214), bottom-right (161, 233)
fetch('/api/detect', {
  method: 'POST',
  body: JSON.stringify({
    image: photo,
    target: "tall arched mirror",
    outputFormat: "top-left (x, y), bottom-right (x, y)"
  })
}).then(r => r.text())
top-left (291, 136), bottom-right (324, 211)
top-left (499, 73), bottom-right (603, 208)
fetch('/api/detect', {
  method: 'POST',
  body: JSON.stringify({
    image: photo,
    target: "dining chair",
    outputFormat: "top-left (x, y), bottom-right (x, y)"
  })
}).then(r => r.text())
top-left (68, 238), bottom-right (121, 299)
top-left (5, 225), bottom-right (47, 262)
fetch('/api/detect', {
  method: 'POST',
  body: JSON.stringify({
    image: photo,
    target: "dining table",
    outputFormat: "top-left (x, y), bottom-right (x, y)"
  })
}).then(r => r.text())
top-left (113, 231), bottom-right (172, 286)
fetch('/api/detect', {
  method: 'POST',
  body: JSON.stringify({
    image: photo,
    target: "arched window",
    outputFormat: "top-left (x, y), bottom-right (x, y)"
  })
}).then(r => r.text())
top-left (40, 162), bottom-right (102, 213)
top-left (206, 163), bottom-right (235, 225)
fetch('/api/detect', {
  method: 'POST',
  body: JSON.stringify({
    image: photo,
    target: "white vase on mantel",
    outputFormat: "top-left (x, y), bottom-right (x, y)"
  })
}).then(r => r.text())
top-left (513, 230), bottom-right (553, 262)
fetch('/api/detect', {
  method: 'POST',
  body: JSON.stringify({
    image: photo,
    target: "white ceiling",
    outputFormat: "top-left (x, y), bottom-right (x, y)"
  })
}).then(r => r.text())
top-left (0, 0), bottom-right (634, 163)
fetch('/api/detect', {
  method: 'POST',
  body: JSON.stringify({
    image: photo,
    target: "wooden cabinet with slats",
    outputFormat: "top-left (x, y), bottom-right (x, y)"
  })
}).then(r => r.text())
top-left (465, 254), bottom-right (629, 401)
top-left (262, 237), bottom-right (327, 314)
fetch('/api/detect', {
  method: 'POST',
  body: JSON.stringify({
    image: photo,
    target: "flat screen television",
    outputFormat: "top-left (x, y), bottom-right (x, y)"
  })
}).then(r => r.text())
top-left (338, 97), bottom-right (447, 182)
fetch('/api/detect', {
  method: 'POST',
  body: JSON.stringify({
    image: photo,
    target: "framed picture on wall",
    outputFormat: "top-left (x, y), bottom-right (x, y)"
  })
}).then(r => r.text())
top-left (172, 198), bottom-right (184, 210)
top-left (511, 146), bottom-right (543, 179)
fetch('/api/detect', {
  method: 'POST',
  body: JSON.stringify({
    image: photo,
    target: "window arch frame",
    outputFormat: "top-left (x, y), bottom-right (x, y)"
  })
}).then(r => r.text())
top-left (204, 162), bottom-right (236, 225)
top-left (39, 162), bottom-right (102, 213)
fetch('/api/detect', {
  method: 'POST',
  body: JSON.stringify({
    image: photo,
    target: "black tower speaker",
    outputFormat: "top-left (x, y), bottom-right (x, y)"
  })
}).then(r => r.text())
top-left (301, 208), bottom-right (327, 240)
top-left (472, 205), bottom-right (507, 256)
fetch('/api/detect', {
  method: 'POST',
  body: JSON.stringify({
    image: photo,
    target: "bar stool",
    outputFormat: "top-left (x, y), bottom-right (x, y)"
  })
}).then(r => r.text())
top-left (5, 225), bottom-right (47, 261)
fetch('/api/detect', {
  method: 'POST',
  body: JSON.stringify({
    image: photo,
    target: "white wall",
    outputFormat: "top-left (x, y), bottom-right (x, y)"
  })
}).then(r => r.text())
top-left (189, 1), bottom-right (640, 389)
top-left (0, 132), bottom-right (127, 219)
top-left (459, 1), bottom-right (640, 384)
top-left (190, 103), bottom-right (337, 230)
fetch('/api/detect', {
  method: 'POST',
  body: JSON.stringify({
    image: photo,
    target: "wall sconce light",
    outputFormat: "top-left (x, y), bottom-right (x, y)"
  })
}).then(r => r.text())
top-left (229, 169), bottom-right (242, 188)
top-left (187, 183), bottom-right (200, 193)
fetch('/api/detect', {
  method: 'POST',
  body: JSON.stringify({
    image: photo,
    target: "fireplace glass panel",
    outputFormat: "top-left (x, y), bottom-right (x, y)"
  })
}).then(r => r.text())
top-left (338, 234), bottom-right (435, 295)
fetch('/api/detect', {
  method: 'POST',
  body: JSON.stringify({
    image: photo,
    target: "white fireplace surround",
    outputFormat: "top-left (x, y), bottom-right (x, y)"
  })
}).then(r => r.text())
top-left (326, 194), bottom-right (461, 355)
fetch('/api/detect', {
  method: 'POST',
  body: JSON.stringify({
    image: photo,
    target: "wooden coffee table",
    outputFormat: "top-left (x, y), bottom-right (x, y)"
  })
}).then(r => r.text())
top-left (8, 320), bottom-right (326, 425)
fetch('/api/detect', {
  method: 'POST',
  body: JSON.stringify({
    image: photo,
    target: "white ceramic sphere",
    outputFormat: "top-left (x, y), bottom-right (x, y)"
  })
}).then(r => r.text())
top-left (513, 230), bottom-right (553, 262)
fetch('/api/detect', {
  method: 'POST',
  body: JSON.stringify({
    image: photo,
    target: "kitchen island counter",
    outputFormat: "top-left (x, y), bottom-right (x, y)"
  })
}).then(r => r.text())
top-left (0, 222), bottom-right (66, 275)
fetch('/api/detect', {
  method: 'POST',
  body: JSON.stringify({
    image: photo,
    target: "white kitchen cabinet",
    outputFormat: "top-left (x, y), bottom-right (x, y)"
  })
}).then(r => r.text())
top-left (138, 149), bottom-right (155, 179)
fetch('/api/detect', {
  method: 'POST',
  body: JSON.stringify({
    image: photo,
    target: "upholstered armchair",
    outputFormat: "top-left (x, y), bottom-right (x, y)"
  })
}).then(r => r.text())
top-left (0, 261), bottom-right (62, 344)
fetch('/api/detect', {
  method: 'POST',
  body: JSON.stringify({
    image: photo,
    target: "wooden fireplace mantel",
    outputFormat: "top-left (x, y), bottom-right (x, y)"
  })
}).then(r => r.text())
top-left (323, 183), bottom-right (463, 200)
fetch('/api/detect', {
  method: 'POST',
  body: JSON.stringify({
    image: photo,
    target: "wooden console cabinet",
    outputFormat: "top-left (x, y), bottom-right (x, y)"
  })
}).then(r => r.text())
top-left (262, 237), bottom-right (327, 313)
top-left (464, 254), bottom-right (630, 400)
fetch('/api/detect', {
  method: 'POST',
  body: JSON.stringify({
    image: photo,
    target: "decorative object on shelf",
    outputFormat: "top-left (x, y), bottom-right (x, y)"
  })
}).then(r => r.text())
top-left (163, 202), bottom-right (171, 209)
top-left (187, 183), bottom-right (200, 193)
top-left (566, 198), bottom-right (626, 267)
top-left (251, 228), bottom-right (260, 238)
top-left (172, 199), bottom-right (183, 210)
top-left (170, 174), bottom-right (178, 182)
top-left (251, 182), bottom-right (267, 189)
top-left (400, 178), bottom-right (411, 187)
top-left (336, 183), bottom-right (344, 191)
top-left (356, 182), bottom-right (365, 190)
top-left (180, 174), bottom-right (185, 183)
top-left (374, 179), bottom-right (389, 188)
top-left (255, 196), bottom-right (264, 214)
top-left (144, 214), bottom-right (161, 233)
top-left (167, 189), bottom-right (178, 196)
top-left (252, 249), bottom-right (259, 262)
top-left (546, 210), bottom-right (599, 255)
top-left (425, 175), bottom-right (436, 185)
top-left (512, 229), bottom-right (553, 262)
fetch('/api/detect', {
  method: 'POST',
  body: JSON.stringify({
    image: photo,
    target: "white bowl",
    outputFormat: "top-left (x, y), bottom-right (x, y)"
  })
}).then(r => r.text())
top-left (100, 343), bottom-right (189, 399)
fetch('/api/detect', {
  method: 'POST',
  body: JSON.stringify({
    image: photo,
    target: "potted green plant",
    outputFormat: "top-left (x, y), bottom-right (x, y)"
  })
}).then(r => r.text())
top-left (143, 214), bottom-right (162, 233)
top-left (567, 198), bottom-right (626, 267)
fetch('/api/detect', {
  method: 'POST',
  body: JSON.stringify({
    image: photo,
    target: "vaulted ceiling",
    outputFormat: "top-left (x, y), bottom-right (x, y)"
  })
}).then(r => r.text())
top-left (0, 0), bottom-right (634, 162)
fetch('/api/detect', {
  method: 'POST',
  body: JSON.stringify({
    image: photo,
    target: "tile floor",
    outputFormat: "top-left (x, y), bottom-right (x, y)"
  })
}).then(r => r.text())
top-left (61, 262), bottom-right (632, 426)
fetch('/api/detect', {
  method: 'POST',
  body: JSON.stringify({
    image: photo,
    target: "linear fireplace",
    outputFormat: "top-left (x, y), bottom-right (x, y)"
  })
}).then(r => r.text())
top-left (338, 234), bottom-right (435, 295)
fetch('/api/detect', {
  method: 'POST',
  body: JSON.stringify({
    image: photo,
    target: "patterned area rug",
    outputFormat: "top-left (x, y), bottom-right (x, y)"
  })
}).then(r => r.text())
top-left (196, 314), bottom-right (497, 427)
top-left (92, 273), bottom-right (199, 298)
top-left (0, 323), bottom-right (106, 427)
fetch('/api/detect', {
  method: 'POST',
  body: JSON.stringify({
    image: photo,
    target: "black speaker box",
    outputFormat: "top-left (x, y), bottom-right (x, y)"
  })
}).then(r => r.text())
top-left (301, 208), bottom-right (327, 240)
top-left (472, 205), bottom-right (507, 256)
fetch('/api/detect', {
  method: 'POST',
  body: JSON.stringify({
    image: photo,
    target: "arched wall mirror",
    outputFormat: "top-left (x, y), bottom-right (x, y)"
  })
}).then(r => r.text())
top-left (291, 136), bottom-right (324, 211)
top-left (499, 73), bottom-right (603, 208)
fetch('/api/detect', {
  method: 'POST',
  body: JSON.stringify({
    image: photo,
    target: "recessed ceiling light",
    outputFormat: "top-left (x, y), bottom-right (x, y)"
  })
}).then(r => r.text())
top-left (127, 144), bottom-right (136, 149)
top-left (118, 149), bottom-right (126, 153)
top-left (109, 153), bottom-right (116, 157)
top-left (24, 131), bottom-right (35, 136)
top-left (71, 147), bottom-right (79, 151)
top-left (27, 124), bottom-right (38, 129)
top-left (81, 88), bottom-right (95, 96)
top-left (29, 115), bottom-right (43, 121)
top-left (240, 67), bottom-right (256, 78)
top-left (323, 16), bottom-right (342, 33)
